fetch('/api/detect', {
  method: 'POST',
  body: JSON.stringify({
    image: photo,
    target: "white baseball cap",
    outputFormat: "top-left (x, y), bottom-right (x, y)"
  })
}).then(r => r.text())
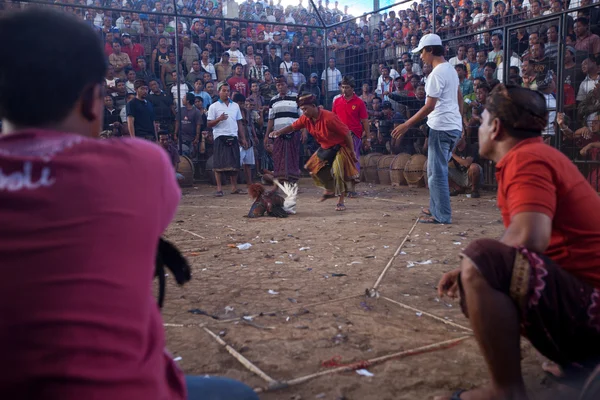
top-left (412, 33), bottom-right (443, 54)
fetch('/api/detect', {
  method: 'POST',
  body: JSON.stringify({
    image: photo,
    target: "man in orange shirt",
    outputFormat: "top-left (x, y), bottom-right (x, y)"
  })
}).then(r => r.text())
top-left (269, 93), bottom-right (358, 212)
top-left (435, 85), bottom-right (600, 400)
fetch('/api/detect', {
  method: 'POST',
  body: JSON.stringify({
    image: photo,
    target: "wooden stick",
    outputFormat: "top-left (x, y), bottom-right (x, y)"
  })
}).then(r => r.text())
top-left (164, 322), bottom-right (207, 328)
top-left (209, 294), bottom-right (362, 325)
top-left (202, 327), bottom-right (278, 385)
top-left (371, 216), bottom-right (420, 291)
top-left (180, 228), bottom-right (206, 239)
top-left (382, 296), bottom-right (472, 332)
top-left (260, 335), bottom-right (472, 391)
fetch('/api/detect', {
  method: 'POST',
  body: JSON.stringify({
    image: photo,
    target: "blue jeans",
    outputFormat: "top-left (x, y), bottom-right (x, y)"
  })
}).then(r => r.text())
top-left (186, 375), bottom-right (259, 400)
top-left (427, 128), bottom-right (461, 224)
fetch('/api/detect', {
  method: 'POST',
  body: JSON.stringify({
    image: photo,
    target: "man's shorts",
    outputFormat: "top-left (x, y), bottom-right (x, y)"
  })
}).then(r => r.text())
top-left (448, 163), bottom-right (483, 188)
top-left (240, 146), bottom-right (255, 166)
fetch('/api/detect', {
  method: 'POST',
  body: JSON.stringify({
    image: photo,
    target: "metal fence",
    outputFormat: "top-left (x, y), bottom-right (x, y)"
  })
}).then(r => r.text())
top-left (2, 0), bottom-right (599, 188)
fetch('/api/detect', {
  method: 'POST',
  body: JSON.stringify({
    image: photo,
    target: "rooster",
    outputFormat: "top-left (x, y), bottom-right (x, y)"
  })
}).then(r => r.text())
top-left (155, 238), bottom-right (191, 308)
top-left (247, 174), bottom-right (298, 218)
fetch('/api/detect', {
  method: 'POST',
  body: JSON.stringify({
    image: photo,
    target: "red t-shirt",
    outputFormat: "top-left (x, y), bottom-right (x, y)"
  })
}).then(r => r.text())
top-left (0, 130), bottom-right (185, 400)
top-left (332, 93), bottom-right (368, 138)
top-left (122, 44), bottom-right (146, 71)
top-left (496, 137), bottom-right (600, 288)
top-left (291, 109), bottom-right (350, 149)
top-left (227, 76), bottom-right (249, 97)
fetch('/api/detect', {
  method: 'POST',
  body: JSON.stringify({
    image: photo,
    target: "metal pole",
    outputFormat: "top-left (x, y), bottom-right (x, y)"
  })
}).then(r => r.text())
top-left (555, 13), bottom-right (567, 150)
top-left (324, 33), bottom-right (329, 108)
top-left (502, 26), bottom-right (510, 84)
top-left (173, 0), bottom-right (182, 155)
top-left (431, 0), bottom-right (436, 35)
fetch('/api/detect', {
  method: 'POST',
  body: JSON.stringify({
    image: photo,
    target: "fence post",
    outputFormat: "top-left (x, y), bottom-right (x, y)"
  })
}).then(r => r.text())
top-left (555, 13), bottom-right (567, 150)
top-left (173, 0), bottom-right (182, 155)
top-left (431, 0), bottom-right (436, 35)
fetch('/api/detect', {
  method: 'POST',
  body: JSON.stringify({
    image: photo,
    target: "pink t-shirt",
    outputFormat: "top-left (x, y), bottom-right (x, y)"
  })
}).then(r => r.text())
top-left (0, 130), bottom-right (185, 400)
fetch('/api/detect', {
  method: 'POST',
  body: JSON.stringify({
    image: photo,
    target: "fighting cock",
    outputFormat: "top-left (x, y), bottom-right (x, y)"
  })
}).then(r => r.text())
top-left (247, 174), bottom-right (298, 218)
top-left (155, 238), bottom-right (191, 308)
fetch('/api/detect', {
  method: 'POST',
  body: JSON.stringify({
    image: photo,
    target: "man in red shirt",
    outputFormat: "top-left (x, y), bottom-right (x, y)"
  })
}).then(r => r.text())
top-left (0, 9), bottom-right (257, 400)
top-left (435, 84), bottom-right (600, 400)
top-left (332, 75), bottom-right (369, 197)
top-left (121, 33), bottom-right (145, 71)
top-left (227, 63), bottom-right (249, 97)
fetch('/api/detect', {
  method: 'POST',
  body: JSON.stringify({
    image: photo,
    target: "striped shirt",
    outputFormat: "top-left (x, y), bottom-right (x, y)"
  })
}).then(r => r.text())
top-left (268, 92), bottom-right (302, 131)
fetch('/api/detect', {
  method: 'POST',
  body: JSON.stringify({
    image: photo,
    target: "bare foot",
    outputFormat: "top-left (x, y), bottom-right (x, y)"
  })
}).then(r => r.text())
top-left (542, 361), bottom-right (564, 379)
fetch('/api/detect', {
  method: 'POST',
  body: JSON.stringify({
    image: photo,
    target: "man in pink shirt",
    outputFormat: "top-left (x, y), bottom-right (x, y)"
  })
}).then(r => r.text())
top-left (0, 9), bottom-right (258, 400)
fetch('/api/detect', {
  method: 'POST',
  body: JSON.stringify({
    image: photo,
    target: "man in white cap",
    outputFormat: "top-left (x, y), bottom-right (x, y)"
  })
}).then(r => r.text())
top-left (391, 33), bottom-right (463, 224)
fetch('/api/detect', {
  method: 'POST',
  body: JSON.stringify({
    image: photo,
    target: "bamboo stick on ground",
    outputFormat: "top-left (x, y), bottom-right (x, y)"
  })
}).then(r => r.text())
top-left (382, 296), bottom-right (472, 332)
top-left (202, 326), bottom-right (278, 385)
top-left (256, 335), bottom-right (472, 392)
top-left (370, 216), bottom-right (420, 293)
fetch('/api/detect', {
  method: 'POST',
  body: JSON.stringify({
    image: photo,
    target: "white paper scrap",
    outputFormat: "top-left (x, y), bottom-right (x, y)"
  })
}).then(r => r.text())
top-left (356, 369), bottom-right (374, 377)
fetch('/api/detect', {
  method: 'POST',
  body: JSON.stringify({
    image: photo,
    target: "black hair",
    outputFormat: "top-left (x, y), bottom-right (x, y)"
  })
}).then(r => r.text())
top-left (0, 8), bottom-right (106, 127)
top-left (185, 92), bottom-right (196, 104)
top-left (484, 62), bottom-right (497, 70)
top-left (424, 45), bottom-right (445, 56)
top-left (455, 64), bottom-right (467, 72)
top-left (232, 92), bottom-right (246, 103)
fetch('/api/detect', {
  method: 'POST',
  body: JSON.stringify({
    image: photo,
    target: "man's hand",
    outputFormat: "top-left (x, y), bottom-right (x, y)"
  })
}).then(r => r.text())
top-left (391, 123), bottom-right (409, 139)
top-left (193, 137), bottom-right (200, 146)
top-left (556, 112), bottom-right (565, 129)
top-left (269, 129), bottom-right (280, 138)
top-left (437, 268), bottom-right (461, 298)
top-left (219, 112), bottom-right (228, 122)
top-left (240, 138), bottom-right (248, 149)
top-left (581, 143), bottom-right (593, 156)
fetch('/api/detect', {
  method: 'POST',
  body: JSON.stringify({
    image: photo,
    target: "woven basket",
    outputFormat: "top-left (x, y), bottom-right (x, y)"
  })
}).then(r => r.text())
top-left (404, 154), bottom-right (427, 188)
top-left (377, 155), bottom-right (396, 186)
top-left (364, 153), bottom-right (382, 184)
top-left (389, 153), bottom-right (411, 186)
top-left (176, 155), bottom-right (194, 187)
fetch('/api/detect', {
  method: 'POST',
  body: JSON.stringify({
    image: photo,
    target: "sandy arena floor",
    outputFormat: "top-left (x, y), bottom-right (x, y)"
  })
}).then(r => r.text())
top-left (159, 179), bottom-right (566, 400)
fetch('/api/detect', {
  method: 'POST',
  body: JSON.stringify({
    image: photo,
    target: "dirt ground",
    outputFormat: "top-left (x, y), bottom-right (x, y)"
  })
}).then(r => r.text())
top-left (160, 179), bottom-right (565, 400)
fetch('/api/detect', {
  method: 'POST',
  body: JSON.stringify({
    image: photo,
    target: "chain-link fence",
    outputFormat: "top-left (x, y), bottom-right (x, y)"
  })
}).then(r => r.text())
top-left (2, 0), bottom-right (599, 188)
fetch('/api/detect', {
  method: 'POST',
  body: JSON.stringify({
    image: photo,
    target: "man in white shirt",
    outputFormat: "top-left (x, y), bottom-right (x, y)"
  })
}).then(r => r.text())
top-left (207, 82), bottom-right (247, 196)
top-left (391, 34), bottom-right (463, 224)
top-left (449, 44), bottom-right (468, 67)
top-left (577, 55), bottom-right (600, 101)
top-left (200, 50), bottom-right (217, 80)
top-left (321, 57), bottom-right (342, 107)
top-left (226, 41), bottom-right (247, 66)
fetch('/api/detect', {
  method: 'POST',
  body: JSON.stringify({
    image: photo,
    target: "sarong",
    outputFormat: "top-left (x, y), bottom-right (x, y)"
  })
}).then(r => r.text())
top-left (213, 136), bottom-right (240, 176)
top-left (273, 132), bottom-right (301, 182)
top-left (305, 146), bottom-right (359, 196)
top-left (459, 238), bottom-right (600, 373)
top-left (352, 133), bottom-right (362, 172)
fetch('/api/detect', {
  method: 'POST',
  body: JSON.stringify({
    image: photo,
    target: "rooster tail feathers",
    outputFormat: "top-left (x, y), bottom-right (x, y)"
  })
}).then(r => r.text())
top-left (273, 179), bottom-right (298, 198)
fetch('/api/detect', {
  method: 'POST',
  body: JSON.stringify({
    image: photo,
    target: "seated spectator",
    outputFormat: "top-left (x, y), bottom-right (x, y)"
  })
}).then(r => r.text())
top-left (455, 64), bottom-right (474, 96)
top-left (158, 132), bottom-right (185, 183)
top-left (574, 17), bottom-right (600, 55)
top-left (135, 57), bottom-right (158, 84)
top-left (577, 54), bottom-right (600, 102)
top-left (109, 41), bottom-right (132, 79)
top-left (215, 52), bottom-right (232, 82)
top-left (186, 60), bottom-right (204, 86)
top-left (448, 133), bottom-right (482, 198)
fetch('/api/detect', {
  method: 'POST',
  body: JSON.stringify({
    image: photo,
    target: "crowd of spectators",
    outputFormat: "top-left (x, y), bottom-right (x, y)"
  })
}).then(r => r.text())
top-left (4, 0), bottom-right (599, 187)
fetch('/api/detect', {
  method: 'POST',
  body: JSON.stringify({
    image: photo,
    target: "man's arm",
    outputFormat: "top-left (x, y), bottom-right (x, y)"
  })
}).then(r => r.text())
top-left (457, 87), bottom-right (464, 118)
top-left (451, 153), bottom-right (473, 168)
top-left (501, 212), bottom-right (552, 253)
top-left (237, 120), bottom-right (247, 147)
top-left (404, 96), bottom-right (437, 128)
top-left (264, 119), bottom-right (274, 146)
top-left (126, 115), bottom-right (135, 138)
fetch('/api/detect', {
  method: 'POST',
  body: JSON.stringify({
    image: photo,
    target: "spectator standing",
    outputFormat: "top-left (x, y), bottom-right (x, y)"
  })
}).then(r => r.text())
top-left (126, 79), bottom-right (156, 141)
top-left (391, 34), bottom-right (463, 225)
top-left (207, 82), bottom-right (247, 197)
top-left (174, 93), bottom-right (203, 156)
top-left (321, 57), bottom-right (342, 107)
